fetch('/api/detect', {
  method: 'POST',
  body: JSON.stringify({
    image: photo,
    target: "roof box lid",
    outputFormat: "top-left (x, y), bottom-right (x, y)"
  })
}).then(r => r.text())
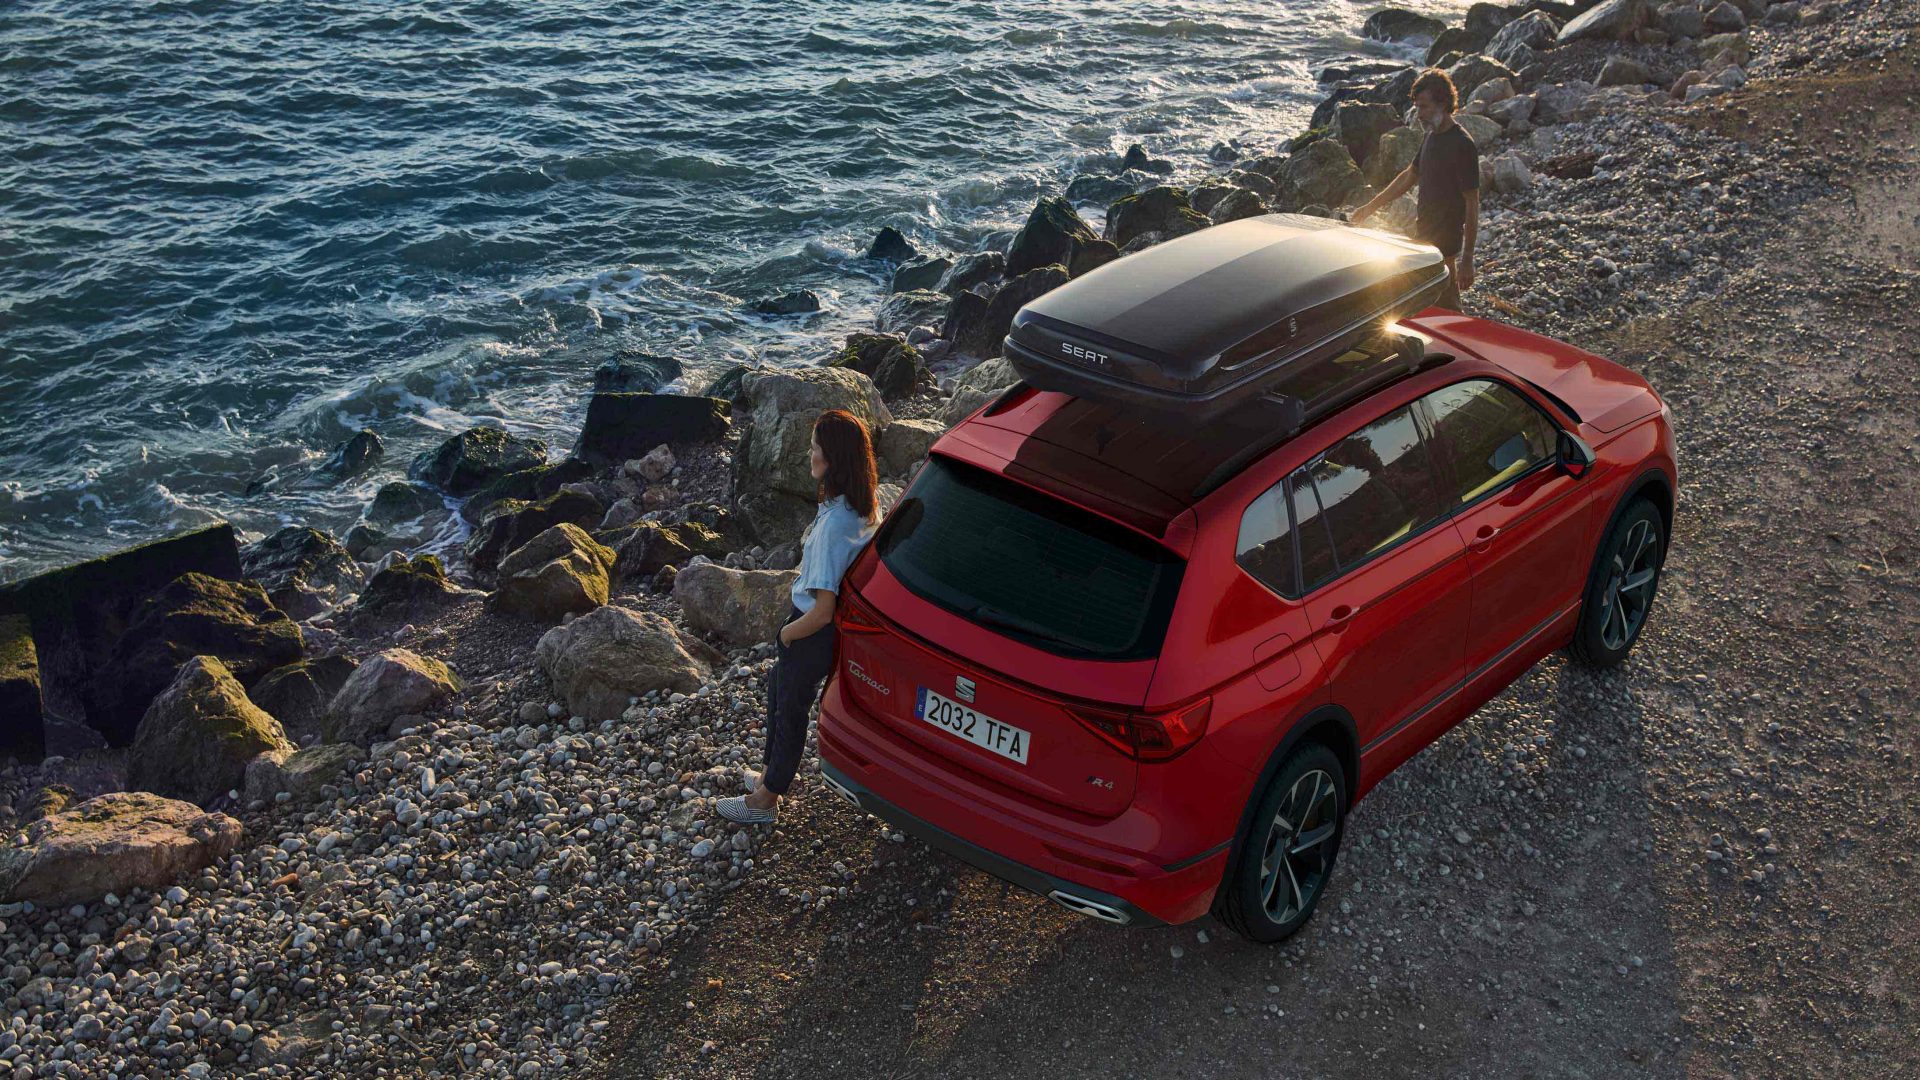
top-left (1003, 214), bottom-right (1449, 422)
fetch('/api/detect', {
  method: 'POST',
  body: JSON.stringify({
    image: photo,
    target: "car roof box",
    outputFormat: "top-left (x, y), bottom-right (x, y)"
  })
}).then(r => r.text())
top-left (1003, 213), bottom-right (1449, 426)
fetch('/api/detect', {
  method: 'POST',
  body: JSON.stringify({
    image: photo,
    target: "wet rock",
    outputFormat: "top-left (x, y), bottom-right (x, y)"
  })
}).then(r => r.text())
top-left (936, 357), bottom-right (1020, 427)
top-left (1598, 55), bottom-right (1655, 86)
top-left (0, 522), bottom-right (242, 730)
top-left (1063, 170), bottom-right (1152, 205)
top-left (324, 648), bottom-right (463, 745)
top-left (534, 605), bottom-right (709, 720)
top-left (865, 226), bottom-right (916, 263)
top-left (1447, 54), bottom-right (1520, 99)
top-left (592, 350), bottom-right (682, 394)
top-left (1189, 181), bottom-right (1236, 216)
top-left (952, 263), bottom-right (1072, 360)
top-left (936, 251), bottom-right (1007, 296)
top-left (128, 656), bottom-right (293, 805)
top-left (1069, 238), bottom-right (1120, 277)
top-left (1363, 7), bottom-right (1447, 42)
top-left (1121, 143), bottom-right (1175, 174)
top-left (363, 482), bottom-right (449, 551)
top-left (352, 554), bottom-right (482, 628)
top-left (1488, 10), bottom-right (1561, 70)
top-left (1334, 100), bottom-right (1402, 168)
top-left (248, 656), bottom-right (358, 747)
top-left (1, 614), bottom-right (45, 762)
top-left (1428, 25), bottom-right (1491, 63)
top-left (465, 489), bottom-right (607, 576)
top-left (1557, 0), bottom-right (1652, 42)
top-left (878, 418), bottom-right (944, 478)
top-left (492, 524), bottom-right (616, 624)
top-left (672, 562), bottom-right (801, 647)
top-left (890, 255), bottom-right (953, 293)
top-left (873, 289), bottom-right (951, 336)
top-left (731, 366), bottom-right (891, 544)
top-left (85, 573), bottom-right (302, 747)
top-left (573, 393), bottom-right (731, 467)
top-left (1006, 196), bottom-right (1104, 277)
top-left (1104, 186), bottom-right (1211, 249)
top-left (240, 526), bottom-right (361, 620)
top-left (460, 458), bottom-right (596, 527)
top-left (0, 791), bottom-right (241, 906)
top-left (750, 289), bottom-right (822, 316)
top-left (834, 333), bottom-right (929, 401)
top-left (1367, 125), bottom-right (1425, 187)
top-left (314, 428), bottom-right (384, 483)
top-left (242, 742), bottom-right (366, 805)
top-left (1285, 139), bottom-right (1365, 208)
top-left (408, 426), bottom-right (549, 496)
top-left (1209, 187), bottom-right (1269, 225)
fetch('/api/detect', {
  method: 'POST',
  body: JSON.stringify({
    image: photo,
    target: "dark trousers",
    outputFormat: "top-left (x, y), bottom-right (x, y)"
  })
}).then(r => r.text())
top-left (761, 605), bottom-right (838, 796)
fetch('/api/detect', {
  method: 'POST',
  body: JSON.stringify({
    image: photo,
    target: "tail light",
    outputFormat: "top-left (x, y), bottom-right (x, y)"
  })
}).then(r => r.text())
top-left (835, 587), bottom-right (888, 635)
top-left (1067, 696), bottom-right (1212, 762)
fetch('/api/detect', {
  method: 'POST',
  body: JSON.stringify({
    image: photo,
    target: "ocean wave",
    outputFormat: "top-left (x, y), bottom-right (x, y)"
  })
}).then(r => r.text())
top-left (1110, 18), bottom-right (1242, 40)
top-left (398, 229), bottom-right (547, 271)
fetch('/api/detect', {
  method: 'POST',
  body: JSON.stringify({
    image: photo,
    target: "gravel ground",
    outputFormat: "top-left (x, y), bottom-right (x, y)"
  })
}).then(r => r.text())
top-left (2, 1), bottom-right (1915, 1077)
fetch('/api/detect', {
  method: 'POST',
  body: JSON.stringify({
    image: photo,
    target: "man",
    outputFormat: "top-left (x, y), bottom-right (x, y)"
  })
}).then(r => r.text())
top-left (1349, 68), bottom-right (1480, 311)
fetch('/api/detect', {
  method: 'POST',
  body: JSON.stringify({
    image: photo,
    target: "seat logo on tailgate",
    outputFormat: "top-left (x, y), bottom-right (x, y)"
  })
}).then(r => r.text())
top-left (954, 676), bottom-right (976, 703)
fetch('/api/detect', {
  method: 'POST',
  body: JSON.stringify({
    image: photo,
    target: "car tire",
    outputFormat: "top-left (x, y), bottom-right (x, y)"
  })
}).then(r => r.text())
top-left (1569, 496), bottom-right (1666, 669)
top-left (1212, 742), bottom-right (1347, 944)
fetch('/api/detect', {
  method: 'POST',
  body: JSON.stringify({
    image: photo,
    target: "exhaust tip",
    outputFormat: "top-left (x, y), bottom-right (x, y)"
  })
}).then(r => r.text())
top-left (821, 771), bottom-right (862, 809)
top-left (1047, 889), bottom-right (1130, 925)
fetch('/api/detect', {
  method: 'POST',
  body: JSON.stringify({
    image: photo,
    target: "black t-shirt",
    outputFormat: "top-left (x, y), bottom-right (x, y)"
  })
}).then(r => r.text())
top-left (1410, 121), bottom-right (1479, 258)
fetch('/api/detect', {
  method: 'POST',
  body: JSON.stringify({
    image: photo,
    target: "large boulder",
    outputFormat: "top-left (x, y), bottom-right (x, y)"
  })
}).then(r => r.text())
top-left (1209, 188), bottom-right (1268, 225)
top-left (878, 417), bottom-right (945, 478)
top-left (1333, 101), bottom-right (1403, 169)
top-left (731, 367), bottom-right (891, 544)
top-left (1453, 112), bottom-right (1504, 150)
top-left (866, 226), bottom-right (917, 263)
top-left (465, 488), bottom-right (607, 576)
top-left (873, 290), bottom-right (950, 336)
top-left (0, 791), bottom-right (242, 906)
top-left (1285, 139), bottom-right (1365, 208)
top-left (128, 656), bottom-right (294, 805)
top-left (1069, 238), bottom-right (1121, 277)
top-left (592, 350), bottom-right (682, 394)
top-left (460, 458), bottom-right (596, 526)
top-left (944, 264), bottom-right (1072, 360)
top-left (597, 518), bottom-right (733, 583)
top-left (1447, 54), bottom-right (1519, 100)
top-left (1103, 187), bottom-right (1210, 249)
top-left (936, 251), bottom-right (1007, 297)
top-left (937, 356), bottom-right (1021, 427)
top-left (1, 614), bottom-right (45, 762)
top-left (1005, 197), bottom-right (1103, 277)
top-left (240, 526), bottom-right (361, 620)
top-left (324, 649), bottom-right (463, 745)
top-left (1533, 79), bottom-right (1602, 124)
top-left (350, 554), bottom-right (482, 627)
top-left (1367, 125), bottom-right (1426, 187)
top-left (313, 429), bottom-right (384, 484)
top-left (492, 523), bottom-right (616, 623)
top-left (534, 605), bottom-right (710, 720)
top-left (247, 655), bottom-right (357, 747)
top-left (672, 562), bottom-right (801, 647)
top-left (362, 480), bottom-right (450, 550)
top-left (243, 742), bottom-right (367, 805)
top-left (1557, 0), bottom-right (1652, 42)
top-left (1428, 25), bottom-right (1490, 64)
top-left (573, 393), bottom-right (730, 467)
top-left (890, 255), bottom-right (953, 294)
top-left (1598, 54), bottom-right (1655, 86)
top-left (1488, 10), bottom-right (1561, 70)
top-left (1661, 2), bottom-right (1705, 36)
top-left (85, 573), bottom-right (303, 747)
top-left (1363, 7), bottom-right (1447, 42)
top-left (408, 427), bottom-right (548, 496)
top-left (750, 289), bottom-right (821, 316)
top-left (0, 523), bottom-right (241, 729)
top-left (834, 333), bottom-right (929, 401)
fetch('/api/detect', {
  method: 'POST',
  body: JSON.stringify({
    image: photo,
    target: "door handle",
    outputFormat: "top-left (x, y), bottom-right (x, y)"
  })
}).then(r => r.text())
top-left (1469, 524), bottom-right (1500, 552)
top-left (1325, 604), bottom-right (1355, 630)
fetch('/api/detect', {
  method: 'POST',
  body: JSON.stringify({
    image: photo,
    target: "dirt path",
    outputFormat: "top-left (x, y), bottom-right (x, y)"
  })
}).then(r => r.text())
top-left (588, 37), bottom-right (1920, 1080)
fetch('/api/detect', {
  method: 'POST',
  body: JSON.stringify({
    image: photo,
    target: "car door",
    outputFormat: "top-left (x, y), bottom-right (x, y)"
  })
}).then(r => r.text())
top-left (1246, 402), bottom-right (1472, 753)
top-left (1420, 378), bottom-right (1588, 674)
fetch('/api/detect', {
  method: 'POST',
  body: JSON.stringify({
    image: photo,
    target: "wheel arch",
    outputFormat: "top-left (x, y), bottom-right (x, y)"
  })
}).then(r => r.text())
top-left (1215, 703), bottom-right (1359, 894)
top-left (1582, 464), bottom-right (1674, 602)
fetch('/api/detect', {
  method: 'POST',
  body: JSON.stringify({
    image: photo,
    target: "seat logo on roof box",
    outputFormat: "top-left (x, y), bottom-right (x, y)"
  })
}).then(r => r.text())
top-left (1060, 341), bottom-right (1109, 367)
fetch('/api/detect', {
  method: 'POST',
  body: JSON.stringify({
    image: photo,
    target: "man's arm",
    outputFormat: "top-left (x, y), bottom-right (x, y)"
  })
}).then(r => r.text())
top-left (1349, 164), bottom-right (1416, 224)
top-left (1457, 188), bottom-right (1480, 290)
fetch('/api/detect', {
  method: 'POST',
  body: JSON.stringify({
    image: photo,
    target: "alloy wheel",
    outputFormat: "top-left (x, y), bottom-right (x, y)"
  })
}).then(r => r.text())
top-left (1599, 517), bottom-right (1661, 651)
top-left (1259, 768), bottom-right (1339, 924)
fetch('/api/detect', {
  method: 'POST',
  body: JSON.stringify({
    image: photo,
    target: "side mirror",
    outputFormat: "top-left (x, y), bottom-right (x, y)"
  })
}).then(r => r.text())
top-left (1558, 430), bottom-right (1596, 478)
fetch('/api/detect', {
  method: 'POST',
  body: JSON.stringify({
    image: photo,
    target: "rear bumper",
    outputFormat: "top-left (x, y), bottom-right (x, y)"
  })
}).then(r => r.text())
top-left (817, 678), bottom-right (1230, 926)
top-left (819, 759), bottom-right (1159, 926)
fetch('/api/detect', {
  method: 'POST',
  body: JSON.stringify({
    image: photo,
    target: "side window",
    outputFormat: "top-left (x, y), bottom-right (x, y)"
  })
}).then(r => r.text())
top-left (1306, 405), bottom-right (1443, 571)
top-left (1423, 379), bottom-right (1558, 505)
top-left (1235, 478), bottom-right (1297, 597)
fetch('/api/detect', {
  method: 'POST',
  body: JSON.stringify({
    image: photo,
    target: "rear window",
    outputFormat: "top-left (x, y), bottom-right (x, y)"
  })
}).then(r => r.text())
top-left (877, 456), bottom-right (1185, 660)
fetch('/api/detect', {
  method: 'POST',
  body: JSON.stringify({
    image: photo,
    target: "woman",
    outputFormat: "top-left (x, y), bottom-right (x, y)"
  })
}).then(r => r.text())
top-left (717, 409), bottom-right (881, 825)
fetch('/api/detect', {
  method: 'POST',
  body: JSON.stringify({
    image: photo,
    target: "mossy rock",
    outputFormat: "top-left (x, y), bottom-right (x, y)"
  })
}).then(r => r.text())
top-left (129, 656), bottom-right (294, 805)
top-left (1, 614), bottom-right (44, 761)
top-left (407, 426), bottom-right (549, 496)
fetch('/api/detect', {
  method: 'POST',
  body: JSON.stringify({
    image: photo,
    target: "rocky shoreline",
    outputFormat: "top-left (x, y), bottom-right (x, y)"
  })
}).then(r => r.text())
top-left (1, 0), bottom-right (1912, 1074)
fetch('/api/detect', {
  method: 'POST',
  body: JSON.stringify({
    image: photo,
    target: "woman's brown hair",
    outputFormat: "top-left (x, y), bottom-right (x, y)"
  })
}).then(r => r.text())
top-left (813, 409), bottom-right (879, 522)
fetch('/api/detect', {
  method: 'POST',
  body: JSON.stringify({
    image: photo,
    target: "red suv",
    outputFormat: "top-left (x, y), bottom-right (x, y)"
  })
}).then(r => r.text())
top-left (817, 215), bottom-right (1677, 942)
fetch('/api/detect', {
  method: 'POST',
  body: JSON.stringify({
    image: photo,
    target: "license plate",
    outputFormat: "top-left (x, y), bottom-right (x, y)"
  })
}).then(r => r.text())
top-left (916, 687), bottom-right (1030, 764)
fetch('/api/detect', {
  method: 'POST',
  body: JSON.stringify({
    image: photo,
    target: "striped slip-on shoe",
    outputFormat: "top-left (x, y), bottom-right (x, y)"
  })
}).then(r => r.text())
top-left (716, 795), bottom-right (778, 825)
